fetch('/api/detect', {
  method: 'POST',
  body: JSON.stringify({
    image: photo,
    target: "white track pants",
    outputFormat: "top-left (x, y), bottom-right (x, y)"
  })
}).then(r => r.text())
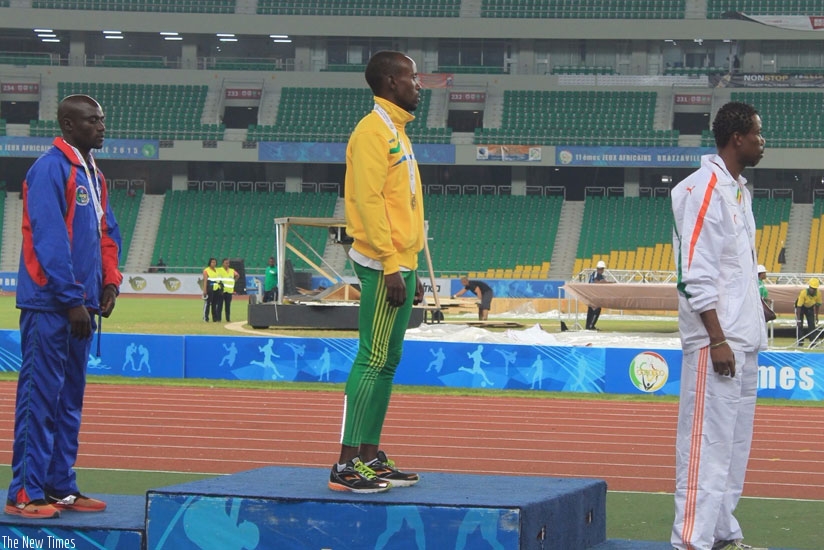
top-left (671, 347), bottom-right (758, 550)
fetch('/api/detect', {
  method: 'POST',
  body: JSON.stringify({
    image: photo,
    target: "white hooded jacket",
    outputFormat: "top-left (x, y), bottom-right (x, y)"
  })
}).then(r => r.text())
top-left (671, 154), bottom-right (767, 353)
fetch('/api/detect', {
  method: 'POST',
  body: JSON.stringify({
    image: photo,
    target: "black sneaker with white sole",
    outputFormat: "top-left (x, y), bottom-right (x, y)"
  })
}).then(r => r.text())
top-left (328, 457), bottom-right (391, 494)
top-left (368, 450), bottom-right (420, 487)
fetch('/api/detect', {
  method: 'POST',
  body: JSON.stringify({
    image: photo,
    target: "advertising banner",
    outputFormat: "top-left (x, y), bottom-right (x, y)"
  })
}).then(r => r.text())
top-left (119, 273), bottom-right (203, 295)
top-left (307, 275), bottom-right (455, 298)
top-left (88, 333), bottom-right (185, 379)
top-left (556, 146), bottom-right (715, 167)
top-left (0, 330), bottom-right (183, 379)
top-left (709, 72), bottom-right (824, 88)
top-left (258, 142), bottom-right (455, 164)
top-left (0, 137), bottom-right (159, 159)
top-left (476, 145), bottom-right (542, 162)
top-left (603, 347), bottom-right (824, 400)
top-left (419, 73), bottom-right (453, 88)
top-left (4, 272), bottom-right (260, 296)
top-left (724, 12), bottom-right (824, 32)
top-left (119, 273), bottom-right (261, 295)
top-left (394, 340), bottom-right (607, 392)
top-left (450, 279), bottom-right (564, 299)
top-left (185, 335), bottom-right (357, 382)
top-left (0, 330), bottom-right (821, 400)
top-left (604, 348), bottom-right (683, 395)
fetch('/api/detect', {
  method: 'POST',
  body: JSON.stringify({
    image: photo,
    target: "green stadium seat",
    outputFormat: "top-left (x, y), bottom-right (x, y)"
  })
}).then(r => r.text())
top-left (256, 0), bottom-right (460, 17)
top-left (154, 191), bottom-right (339, 273)
top-left (32, 0), bottom-right (235, 12)
top-left (480, 0), bottom-right (685, 19)
top-left (247, 87), bottom-right (450, 144)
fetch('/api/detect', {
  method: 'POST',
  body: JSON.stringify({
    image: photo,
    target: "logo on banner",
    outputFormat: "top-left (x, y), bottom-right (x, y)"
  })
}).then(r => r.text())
top-left (558, 149), bottom-right (573, 165)
top-left (629, 351), bottom-right (669, 392)
top-left (163, 277), bottom-right (182, 292)
top-left (129, 276), bottom-right (147, 291)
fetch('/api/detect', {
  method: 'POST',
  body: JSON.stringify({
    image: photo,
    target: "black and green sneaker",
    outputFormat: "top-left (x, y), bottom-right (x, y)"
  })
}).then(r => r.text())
top-left (368, 450), bottom-right (420, 487)
top-left (328, 457), bottom-right (391, 494)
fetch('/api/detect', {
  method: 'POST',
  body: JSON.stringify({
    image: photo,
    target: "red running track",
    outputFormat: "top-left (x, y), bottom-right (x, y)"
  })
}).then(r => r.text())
top-left (0, 382), bottom-right (821, 500)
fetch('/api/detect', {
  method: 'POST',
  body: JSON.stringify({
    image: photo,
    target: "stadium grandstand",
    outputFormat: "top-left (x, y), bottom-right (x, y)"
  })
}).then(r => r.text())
top-left (1, 0), bottom-right (824, 285)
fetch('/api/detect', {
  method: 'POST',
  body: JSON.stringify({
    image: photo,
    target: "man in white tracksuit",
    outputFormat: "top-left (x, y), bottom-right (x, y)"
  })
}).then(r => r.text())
top-left (670, 102), bottom-right (767, 550)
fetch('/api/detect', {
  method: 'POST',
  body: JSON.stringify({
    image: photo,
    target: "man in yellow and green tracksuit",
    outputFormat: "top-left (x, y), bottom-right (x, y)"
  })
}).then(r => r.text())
top-left (329, 51), bottom-right (425, 494)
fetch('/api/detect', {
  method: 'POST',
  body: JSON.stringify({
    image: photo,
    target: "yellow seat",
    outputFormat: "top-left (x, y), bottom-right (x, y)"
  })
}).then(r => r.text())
top-left (625, 250), bottom-right (637, 270)
top-left (640, 246), bottom-right (653, 270)
top-left (616, 250), bottom-right (627, 270)
top-left (662, 243), bottom-right (675, 270)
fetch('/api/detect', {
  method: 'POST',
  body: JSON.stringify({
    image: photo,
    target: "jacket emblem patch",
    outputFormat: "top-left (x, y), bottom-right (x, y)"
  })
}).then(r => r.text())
top-left (76, 186), bottom-right (90, 206)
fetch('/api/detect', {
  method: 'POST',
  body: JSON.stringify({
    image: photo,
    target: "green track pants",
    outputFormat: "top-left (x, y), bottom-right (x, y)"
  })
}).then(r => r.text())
top-left (340, 263), bottom-right (416, 447)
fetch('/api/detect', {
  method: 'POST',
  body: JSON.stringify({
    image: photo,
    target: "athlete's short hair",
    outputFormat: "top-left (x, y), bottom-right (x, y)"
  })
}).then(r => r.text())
top-left (365, 51), bottom-right (406, 95)
top-left (712, 101), bottom-right (759, 149)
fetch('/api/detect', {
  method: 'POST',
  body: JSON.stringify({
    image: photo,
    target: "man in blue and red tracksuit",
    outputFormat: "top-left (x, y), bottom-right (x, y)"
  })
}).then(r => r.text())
top-left (5, 95), bottom-right (123, 519)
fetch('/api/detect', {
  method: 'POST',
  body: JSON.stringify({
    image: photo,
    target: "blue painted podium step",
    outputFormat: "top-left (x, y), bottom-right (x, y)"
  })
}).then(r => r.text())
top-left (145, 466), bottom-right (607, 550)
top-left (0, 492), bottom-right (145, 549)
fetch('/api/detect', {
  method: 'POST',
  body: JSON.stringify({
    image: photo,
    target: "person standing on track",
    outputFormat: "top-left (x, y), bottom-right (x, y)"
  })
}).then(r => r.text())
top-left (670, 101), bottom-right (767, 550)
top-left (6, 95), bottom-right (122, 519)
top-left (329, 50), bottom-right (425, 494)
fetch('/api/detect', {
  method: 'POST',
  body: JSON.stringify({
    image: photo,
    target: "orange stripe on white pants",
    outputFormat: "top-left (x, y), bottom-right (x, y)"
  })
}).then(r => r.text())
top-left (671, 347), bottom-right (759, 550)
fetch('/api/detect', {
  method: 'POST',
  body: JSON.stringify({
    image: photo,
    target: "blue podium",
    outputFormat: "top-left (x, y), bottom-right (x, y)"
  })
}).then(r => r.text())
top-left (145, 466), bottom-right (606, 550)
